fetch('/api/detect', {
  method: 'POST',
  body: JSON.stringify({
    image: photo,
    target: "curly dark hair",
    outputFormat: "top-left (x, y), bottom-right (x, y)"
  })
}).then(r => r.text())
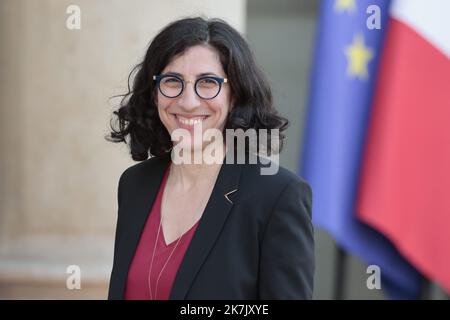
top-left (106, 16), bottom-right (288, 161)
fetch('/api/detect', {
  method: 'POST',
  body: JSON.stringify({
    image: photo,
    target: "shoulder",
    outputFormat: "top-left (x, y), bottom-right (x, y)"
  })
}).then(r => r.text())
top-left (240, 158), bottom-right (311, 197)
top-left (237, 158), bottom-right (312, 214)
top-left (118, 154), bottom-right (170, 185)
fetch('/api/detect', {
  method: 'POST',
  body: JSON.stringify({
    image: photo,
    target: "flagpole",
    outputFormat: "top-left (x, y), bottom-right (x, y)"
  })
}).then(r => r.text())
top-left (419, 276), bottom-right (432, 300)
top-left (333, 245), bottom-right (347, 300)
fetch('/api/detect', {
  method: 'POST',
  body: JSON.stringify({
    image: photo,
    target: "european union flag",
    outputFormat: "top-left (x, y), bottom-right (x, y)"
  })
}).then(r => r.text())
top-left (300, 0), bottom-right (422, 299)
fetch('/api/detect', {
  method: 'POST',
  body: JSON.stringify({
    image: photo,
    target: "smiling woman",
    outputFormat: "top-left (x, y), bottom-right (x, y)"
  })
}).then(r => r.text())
top-left (105, 17), bottom-right (314, 300)
top-left (154, 45), bottom-right (232, 153)
top-left (107, 17), bottom-right (287, 160)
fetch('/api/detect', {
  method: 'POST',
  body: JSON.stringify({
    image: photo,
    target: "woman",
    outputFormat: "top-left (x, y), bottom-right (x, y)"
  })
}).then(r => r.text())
top-left (107, 17), bottom-right (314, 300)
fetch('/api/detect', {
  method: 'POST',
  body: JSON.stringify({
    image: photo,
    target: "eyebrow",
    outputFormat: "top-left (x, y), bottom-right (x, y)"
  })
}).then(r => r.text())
top-left (164, 71), bottom-right (222, 78)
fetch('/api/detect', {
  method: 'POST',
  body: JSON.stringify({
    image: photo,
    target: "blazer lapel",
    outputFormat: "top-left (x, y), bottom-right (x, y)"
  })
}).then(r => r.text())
top-left (169, 159), bottom-right (242, 299)
top-left (112, 152), bottom-right (242, 300)
top-left (113, 152), bottom-right (171, 299)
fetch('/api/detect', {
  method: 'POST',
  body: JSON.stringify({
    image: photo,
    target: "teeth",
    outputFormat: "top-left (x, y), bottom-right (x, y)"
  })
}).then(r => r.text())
top-left (177, 115), bottom-right (205, 126)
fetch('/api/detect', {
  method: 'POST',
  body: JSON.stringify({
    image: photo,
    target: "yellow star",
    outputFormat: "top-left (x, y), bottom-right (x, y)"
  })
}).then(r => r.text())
top-left (345, 34), bottom-right (374, 80)
top-left (335, 0), bottom-right (357, 13)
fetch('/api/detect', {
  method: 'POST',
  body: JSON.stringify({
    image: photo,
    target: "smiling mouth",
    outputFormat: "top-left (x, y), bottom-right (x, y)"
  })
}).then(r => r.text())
top-left (173, 114), bottom-right (209, 128)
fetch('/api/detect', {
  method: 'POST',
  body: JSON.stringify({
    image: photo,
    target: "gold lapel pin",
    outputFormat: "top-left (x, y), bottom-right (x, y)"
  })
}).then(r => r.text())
top-left (224, 189), bottom-right (238, 204)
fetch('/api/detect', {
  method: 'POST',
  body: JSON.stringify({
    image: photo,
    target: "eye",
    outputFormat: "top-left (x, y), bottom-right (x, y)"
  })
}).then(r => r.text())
top-left (163, 77), bottom-right (180, 83)
top-left (161, 76), bottom-right (182, 87)
top-left (197, 78), bottom-right (219, 88)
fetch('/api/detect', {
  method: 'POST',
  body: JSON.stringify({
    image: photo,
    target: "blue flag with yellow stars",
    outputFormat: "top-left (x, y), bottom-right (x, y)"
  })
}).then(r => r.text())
top-left (300, 0), bottom-right (422, 299)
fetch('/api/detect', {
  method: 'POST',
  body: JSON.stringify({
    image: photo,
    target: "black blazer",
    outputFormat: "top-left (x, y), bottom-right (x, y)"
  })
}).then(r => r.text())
top-left (108, 152), bottom-right (314, 300)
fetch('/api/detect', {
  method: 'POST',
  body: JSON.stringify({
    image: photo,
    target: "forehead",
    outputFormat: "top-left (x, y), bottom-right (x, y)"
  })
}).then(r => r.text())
top-left (162, 45), bottom-right (224, 76)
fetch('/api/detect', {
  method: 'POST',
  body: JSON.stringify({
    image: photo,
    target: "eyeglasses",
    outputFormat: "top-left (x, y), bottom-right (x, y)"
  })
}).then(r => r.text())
top-left (153, 74), bottom-right (228, 100)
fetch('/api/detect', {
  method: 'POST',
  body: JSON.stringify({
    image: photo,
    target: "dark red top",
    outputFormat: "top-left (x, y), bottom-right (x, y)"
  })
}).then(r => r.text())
top-left (124, 164), bottom-right (199, 300)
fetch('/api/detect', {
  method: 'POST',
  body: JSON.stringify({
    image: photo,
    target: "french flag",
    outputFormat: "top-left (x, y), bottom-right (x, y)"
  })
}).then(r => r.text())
top-left (357, 0), bottom-right (450, 294)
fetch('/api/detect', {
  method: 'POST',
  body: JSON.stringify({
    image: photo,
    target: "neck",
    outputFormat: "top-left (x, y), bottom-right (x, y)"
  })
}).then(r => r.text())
top-left (168, 143), bottom-right (227, 190)
top-left (169, 162), bottom-right (221, 189)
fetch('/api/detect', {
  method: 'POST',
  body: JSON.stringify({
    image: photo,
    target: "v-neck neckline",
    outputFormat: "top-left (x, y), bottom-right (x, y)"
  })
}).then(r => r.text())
top-left (159, 213), bottom-right (200, 248)
top-left (157, 163), bottom-right (200, 248)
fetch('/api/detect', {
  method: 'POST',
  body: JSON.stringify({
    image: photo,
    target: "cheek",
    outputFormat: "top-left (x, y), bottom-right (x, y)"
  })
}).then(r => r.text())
top-left (156, 95), bottom-right (171, 115)
top-left (156, 98), bottom-right (174, 130)
top-left (210, 101), bottom-right (230, 130)
top-left (210, 101), bottom-right (228, 120)
top-left (221, 93), bottom-right (233, 118)
top-left (220, 98), bottom-right (232, 119)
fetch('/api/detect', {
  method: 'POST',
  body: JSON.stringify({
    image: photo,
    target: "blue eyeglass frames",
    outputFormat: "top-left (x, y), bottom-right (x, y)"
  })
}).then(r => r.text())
top-left (153, 74), bottom-right (228, 100)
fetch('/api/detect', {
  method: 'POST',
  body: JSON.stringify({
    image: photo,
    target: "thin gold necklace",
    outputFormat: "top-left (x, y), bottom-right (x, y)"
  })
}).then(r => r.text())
top-left (148, 209), bottom-right (184, 300)
top-left (147, 166), bottom-right (213, 300)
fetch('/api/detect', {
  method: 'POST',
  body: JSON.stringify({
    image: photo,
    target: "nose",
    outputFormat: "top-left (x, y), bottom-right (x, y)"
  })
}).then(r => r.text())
top-left (178, 81), bottom-right (201, 111)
